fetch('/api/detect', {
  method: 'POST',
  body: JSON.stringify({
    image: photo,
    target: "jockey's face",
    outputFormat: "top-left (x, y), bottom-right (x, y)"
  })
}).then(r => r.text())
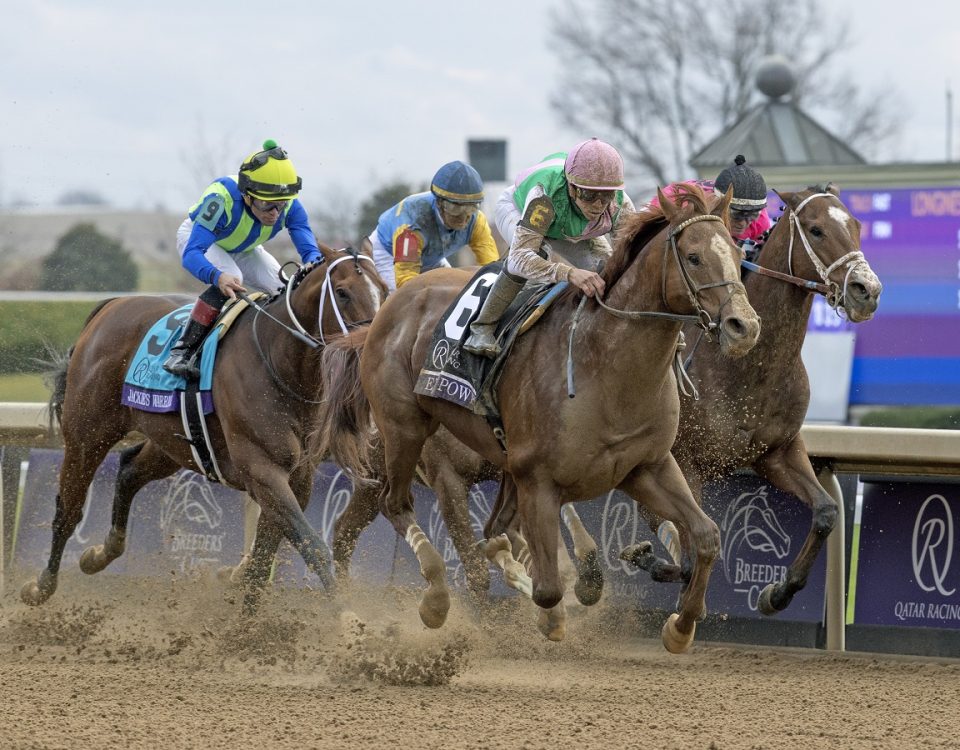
top-left (438, 199), bottom-right (478, 230)
top-left (570, 184), bottom-right (615, 221)
top-left (729, 207), bottom-right (761, 238)
top-left (246, 196), bottom-right (287, 226)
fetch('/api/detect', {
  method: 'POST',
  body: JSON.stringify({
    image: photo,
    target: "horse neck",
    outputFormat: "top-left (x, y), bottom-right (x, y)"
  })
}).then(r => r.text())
top-left (261, 282), bottom-right (326, 398)
top-left (746, 216), bottom-right (817, 360)
top-left (579, 235), bottom-right (682, 384)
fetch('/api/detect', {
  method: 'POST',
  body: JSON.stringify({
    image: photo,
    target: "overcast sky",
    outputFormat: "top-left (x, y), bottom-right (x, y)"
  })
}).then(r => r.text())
top-left (2, 0), bottom-right (958, 215)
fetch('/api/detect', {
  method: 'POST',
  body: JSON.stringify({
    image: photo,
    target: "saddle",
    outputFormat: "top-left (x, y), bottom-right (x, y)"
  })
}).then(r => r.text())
top-left (414, 263), bottom-right (567, 433)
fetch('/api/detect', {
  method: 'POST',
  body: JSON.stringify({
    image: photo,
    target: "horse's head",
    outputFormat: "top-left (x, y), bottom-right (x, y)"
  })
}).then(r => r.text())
top-left (289, 244), bottom-right (388, 342)
top-left (656, 184), bottom-right (761, 357)
top-left (771, 184), bottom-right (882, 322)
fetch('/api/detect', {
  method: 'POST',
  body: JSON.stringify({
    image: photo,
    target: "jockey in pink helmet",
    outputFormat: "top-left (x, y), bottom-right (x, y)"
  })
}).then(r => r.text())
top-left (464, 138), bottom-right (633, 358)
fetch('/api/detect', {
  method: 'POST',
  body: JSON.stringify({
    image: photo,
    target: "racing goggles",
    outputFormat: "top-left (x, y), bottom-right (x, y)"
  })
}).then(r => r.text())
top-left (241, 145), bottom-right (289, 172)
top-left (251, 198), bottom-right (287, 214)
top-left (730, 207), bottom-right (762, 222)
top-left (439, 199), bottom-right (480, 219)
top-left (574, 186), bottom-right (617, 205)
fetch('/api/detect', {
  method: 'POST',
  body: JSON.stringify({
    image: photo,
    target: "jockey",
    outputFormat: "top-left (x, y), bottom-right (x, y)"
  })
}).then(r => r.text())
top-left (463, 137), bottom-right (634, 358)
top-left (367, 160), bottom-right (499, 291)
top-left (652, 154), bottom-right (771, 259)
top-left (163, 139), bottom-right (321, 379)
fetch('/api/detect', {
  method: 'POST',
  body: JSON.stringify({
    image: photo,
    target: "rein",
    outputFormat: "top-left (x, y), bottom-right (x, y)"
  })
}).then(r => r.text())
top-left (567, 213), bottom-right (740, 399)
top-left (245, 252), bottom-right (378, 404)
top-left (745, 192), bottom-right (869, 310)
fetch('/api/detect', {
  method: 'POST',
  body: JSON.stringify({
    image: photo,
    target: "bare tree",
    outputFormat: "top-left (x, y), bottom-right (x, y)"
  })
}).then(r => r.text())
top-left (549, 0), bottom-right (902, 186)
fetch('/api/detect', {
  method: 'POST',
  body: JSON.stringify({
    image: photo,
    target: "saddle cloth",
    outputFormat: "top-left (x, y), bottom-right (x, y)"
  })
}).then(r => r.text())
top-left (121, 294), bottom-right (264, 414)
top-left (414, 262), bottom-right (567, 414)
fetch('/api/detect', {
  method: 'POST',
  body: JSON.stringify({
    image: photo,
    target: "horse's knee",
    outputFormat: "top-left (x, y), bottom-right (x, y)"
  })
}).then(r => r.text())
top-left (533, 582), bottom-right (563, 610)
top-left (813, 503), bottom-right (838, 538)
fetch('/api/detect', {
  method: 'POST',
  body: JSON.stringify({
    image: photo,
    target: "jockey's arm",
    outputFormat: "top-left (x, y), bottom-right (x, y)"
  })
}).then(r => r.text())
top-left (467, 211), bottom-right (500, 265)
top-left (392, 227), bottom-right (424, 288)
top-left (284, 199), bottom-right (322, 265)
top-left (181, 223), bottom-right (223, 286)
top-left (505, 195), bottom-right (574, 284)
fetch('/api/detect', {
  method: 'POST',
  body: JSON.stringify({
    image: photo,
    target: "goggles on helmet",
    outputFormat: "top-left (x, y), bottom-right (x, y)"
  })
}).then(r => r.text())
top-left (241, 146), bottom-right (288, 172)
top-left (574, 186), bottom-right (617, 205)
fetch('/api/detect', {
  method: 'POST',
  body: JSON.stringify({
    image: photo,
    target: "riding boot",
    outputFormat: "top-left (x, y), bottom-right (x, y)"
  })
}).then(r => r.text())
top-left (463, 272), bottom-right (526, 358)
top-left (162, 289), bottom-right (225, 379)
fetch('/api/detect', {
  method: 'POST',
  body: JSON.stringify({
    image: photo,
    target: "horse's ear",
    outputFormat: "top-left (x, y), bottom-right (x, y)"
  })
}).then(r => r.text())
top-left (318, 243), bottom-right (337, 263)
top-left (715, 184), bottom-right (733, 217)
top-left (657, 187), bottom-right (678, 222)
top-left (773, 189), bottom-right (798, 210)
top-left (824, 182), bottom-right (841, 197)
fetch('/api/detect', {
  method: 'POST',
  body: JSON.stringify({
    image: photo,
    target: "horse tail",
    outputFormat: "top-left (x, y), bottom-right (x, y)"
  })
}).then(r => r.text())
top-left (46, 297), bottom-right (118, 432)
top-left (310, 326), bottom-right (375, 482)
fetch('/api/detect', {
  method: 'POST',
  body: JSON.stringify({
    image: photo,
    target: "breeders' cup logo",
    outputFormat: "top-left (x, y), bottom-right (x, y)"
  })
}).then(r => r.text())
top-left (160, 470), bottom-right (223, 531)
top-left (720, 486), bottom-right (790, 610)
top-left (912, 494), bottom-right (956, 596)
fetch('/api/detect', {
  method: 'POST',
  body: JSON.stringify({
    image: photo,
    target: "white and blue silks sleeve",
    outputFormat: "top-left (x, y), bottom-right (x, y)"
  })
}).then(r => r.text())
top-left (180, 223), bottom-right (222, 286)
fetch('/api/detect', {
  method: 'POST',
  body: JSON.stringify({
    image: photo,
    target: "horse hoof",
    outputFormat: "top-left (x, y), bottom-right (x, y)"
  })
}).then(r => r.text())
top-left (573, 549), bottom-right (604, 606)
top-left (537, 604), bottom-right (567, 642)
top-left (661, 613), bottom-right (695, 654)
top-left (20, 576), bottom-right (54, 606)
top-left (619, 541), bottom-right (653, 566)
top-left (418, 584), bottom-right (451, 629)
top-left (79, 546), bottom-right (107, 575)
top-left (757, 583), bottom-right (782, 616)
top-left (483, 534), bottom-right (511, 561)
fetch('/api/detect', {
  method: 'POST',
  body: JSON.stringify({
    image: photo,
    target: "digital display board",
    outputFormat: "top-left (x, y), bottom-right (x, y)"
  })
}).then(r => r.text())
top-left (839, 187), bottom-right (960, 405)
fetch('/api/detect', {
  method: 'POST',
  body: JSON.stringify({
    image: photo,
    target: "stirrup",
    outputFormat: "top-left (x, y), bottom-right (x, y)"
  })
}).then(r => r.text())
top-left (464, 329), bottom-right (500, 358)
top-left (163, 350), bottom-right (200, 379)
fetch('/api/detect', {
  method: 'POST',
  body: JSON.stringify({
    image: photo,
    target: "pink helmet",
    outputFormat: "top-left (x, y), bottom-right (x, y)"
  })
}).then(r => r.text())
top-left (564, 137), bottom-right (625, 190)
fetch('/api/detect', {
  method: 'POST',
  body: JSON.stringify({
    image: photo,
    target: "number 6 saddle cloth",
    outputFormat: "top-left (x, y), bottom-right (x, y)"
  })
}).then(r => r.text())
top-left (414, 261), bottom-right (567, 416)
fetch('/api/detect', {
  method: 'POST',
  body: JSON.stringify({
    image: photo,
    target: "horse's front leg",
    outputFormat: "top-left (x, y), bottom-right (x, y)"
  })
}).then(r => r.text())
top-left (619, 457), bottom-right (720, 654)
top-left (483, 475), bottom-right (532, 597)
top-left (238, 451), bottom-right (335, 599)
top-left (753, 435), bottom-right (838, 615)
top-left (514, 475), bottom-right (563, 611)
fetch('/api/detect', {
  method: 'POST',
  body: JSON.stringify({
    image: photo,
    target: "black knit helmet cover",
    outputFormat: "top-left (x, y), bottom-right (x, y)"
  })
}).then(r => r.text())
top-left (714, 155), bottom-right (767, 209)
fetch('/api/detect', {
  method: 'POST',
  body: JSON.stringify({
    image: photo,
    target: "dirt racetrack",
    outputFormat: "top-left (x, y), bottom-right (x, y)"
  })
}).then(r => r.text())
top-left (1, 572), bottom-right (958, 750)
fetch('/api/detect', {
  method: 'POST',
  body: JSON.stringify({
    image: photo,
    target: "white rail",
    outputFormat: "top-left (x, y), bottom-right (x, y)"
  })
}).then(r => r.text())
top-left (3, 402), bottom-right (959, 651)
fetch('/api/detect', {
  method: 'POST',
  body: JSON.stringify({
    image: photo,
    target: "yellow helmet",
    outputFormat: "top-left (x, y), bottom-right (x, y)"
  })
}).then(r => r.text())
top-left (237, 139), bottom-right (302, 200)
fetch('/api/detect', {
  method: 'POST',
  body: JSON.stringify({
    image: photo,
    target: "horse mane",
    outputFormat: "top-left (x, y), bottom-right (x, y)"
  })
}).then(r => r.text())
top-left (602, 182), bottom-right (713, 290)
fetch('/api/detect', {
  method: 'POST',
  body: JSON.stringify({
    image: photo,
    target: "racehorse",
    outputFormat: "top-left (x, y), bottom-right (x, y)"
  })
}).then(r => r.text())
top-left (20, 245), bottom-right (388, 612)
top-left (628, 184), bottom-right (882, 615)
top-left (316, 185), bottom-right (761, 652)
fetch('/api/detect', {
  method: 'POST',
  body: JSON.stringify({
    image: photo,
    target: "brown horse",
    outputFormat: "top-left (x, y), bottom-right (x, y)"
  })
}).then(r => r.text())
top-left (317, 185), bottom-right (761, 652)
top-left (628, 184), bottom-right (882, 613)
top-left (20, 245), bottom-right (388, 612)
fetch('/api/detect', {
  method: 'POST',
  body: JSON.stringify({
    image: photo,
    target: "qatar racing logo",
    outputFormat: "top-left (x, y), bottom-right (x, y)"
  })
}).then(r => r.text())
top-left (160, 470), bottom-right (223, 531)
top-left (720, 486), bottom-right (790, 584)
top-left (599, 491), bottom-right (644, 575)
top-left (911, 494), bottom-right (956, 596)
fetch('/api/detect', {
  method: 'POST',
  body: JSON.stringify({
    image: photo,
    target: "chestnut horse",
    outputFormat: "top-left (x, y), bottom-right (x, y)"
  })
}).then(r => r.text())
top-left (629, 184), bottom-right (882, 614)
top-left (20, 246), bottom-right (387, 612)
top-left (318, 186), bottom-right (761, 652)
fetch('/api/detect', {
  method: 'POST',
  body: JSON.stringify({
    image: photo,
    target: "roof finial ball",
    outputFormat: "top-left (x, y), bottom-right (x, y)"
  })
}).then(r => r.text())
top-left (756, 55), bottom-right (797, 100)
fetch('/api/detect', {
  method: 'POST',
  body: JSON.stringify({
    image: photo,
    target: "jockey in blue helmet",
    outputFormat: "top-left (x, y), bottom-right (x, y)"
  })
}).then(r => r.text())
top-left (367, 160), bottom-right (499, 290)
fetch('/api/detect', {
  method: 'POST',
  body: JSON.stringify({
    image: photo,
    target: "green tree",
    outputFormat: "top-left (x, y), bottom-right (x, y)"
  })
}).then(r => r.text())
top-left (354, 181), bottom-right (419, 242)
top-left (39, 223), bottom-right (139, 291)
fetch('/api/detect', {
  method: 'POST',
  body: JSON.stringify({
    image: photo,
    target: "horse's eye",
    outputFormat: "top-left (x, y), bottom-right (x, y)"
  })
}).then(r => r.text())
top-left (810, 226), bottom-right (824, 238)
top-left (335, 288), bottom-right (350, 301)
top-left (687, 253), bottom-right (701, 266)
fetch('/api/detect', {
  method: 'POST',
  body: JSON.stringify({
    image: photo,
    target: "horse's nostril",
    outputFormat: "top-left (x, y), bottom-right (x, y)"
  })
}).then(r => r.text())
top-left (850, 282), bottom-right (869, 301)
top-left (723, 318), bottom-right (747, 339)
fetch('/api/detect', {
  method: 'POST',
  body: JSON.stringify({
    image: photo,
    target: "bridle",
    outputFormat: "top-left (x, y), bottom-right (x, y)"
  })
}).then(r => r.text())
top-left (242, 251), bottom-right (379, 403)
top-left (568, 212), bottom-right (744, 399)
top-left (593, 213), bottom-right (744, 335)
top-left (741, 192), bottom-right (870, 311)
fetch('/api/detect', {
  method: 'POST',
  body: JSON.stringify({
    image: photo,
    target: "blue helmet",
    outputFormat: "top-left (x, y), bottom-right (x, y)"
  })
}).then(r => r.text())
top-left (430, 161), bottom-right (484, 204)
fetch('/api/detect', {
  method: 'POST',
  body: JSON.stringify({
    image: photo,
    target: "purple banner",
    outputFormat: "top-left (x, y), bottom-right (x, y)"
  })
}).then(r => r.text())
top-left (853, 480), bottom-right (960, 629)
top-left (12, 449), bottom-right (246, 578)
